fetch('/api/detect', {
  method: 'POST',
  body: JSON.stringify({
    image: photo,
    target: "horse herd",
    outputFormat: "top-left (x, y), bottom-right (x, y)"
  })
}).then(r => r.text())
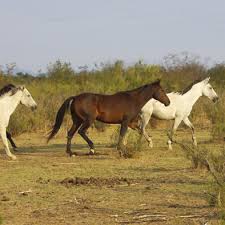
top-left (0, 77), bottom-right (218, 160)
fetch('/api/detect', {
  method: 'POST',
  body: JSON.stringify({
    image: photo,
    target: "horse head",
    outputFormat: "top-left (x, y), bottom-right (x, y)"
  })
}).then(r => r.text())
top-left (201, 77), bottom-right (219, 103)
top-left (152, 80), bottom-right (170, 106)
top-left (17, 86), bottom-right (37, 110)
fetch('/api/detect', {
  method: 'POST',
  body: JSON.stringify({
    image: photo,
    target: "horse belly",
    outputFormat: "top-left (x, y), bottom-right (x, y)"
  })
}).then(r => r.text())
top-left (96, 111), bottom-right (123, 124)
top-left (152, 104), bottom-right (176, 120)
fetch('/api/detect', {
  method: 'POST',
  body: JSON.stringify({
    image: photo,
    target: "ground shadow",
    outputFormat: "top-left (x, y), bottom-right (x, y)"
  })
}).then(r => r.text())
top-left (0, 143), bottom-right (114, 159)
top-left (11, 143), bottom-right (110, 153)
top-left (119, 166), bottom-right (194, 173)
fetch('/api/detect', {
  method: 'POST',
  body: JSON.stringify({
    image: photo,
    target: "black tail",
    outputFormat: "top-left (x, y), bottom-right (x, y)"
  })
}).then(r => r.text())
top-left (47, 97), bottom-right (74, 142)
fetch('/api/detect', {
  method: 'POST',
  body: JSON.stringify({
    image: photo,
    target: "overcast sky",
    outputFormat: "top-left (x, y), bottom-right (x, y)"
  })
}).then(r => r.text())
top-left (0, 0), bottom-right (225, 73)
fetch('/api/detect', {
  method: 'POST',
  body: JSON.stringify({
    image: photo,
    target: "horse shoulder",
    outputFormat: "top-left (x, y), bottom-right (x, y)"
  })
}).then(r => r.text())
top-left (0, 111), bottom-right (10, 128)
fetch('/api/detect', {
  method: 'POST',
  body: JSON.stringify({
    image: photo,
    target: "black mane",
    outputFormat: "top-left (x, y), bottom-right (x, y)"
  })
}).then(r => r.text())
top-left (181, 79), bottom-right (202, 94)
top-left (0, 84), bottom-right (16, 97)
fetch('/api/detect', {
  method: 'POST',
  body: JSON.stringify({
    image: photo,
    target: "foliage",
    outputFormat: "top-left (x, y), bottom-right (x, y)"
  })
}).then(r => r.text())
top-left (205, 89), bottom-right (225, 140)
top-left (208, 63), bottom-right (225, 87)
top-left (47, 60), bottom-right (75, 80)
top-left (0, 54), bottom-right (223, 138)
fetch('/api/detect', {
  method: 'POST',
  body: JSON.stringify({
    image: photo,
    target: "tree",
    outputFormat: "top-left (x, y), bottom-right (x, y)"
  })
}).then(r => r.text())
top-left (47, 60), bottom-right (75, 79)
top-left (6, 62), bottom-right (16, 76)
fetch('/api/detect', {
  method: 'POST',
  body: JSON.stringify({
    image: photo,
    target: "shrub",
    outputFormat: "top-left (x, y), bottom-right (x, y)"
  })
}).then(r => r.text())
top-left (110, 127), bottom-right (143, 158)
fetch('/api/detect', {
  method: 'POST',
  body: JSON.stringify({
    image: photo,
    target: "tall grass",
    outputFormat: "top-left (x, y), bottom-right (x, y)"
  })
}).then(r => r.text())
top-left (0, 54), bottom-right (223, 138)
top-left (205, 90), bottom-right (225, 140)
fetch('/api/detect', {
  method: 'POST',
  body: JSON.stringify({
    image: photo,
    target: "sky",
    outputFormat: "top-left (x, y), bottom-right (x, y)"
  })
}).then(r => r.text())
top-left (0, 0), bottom-right (225, 73)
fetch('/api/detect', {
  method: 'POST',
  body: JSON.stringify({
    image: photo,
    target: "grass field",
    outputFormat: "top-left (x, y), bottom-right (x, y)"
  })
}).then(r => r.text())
top-left (0, 127), bottom-right (224, 225)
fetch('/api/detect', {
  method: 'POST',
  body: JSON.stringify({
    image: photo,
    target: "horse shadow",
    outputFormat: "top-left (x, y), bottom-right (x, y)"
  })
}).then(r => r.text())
top-left (11, 143), bottom-right (111, 157)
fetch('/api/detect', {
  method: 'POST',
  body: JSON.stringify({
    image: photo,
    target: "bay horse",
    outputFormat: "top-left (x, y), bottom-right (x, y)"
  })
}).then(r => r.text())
top-left (47, 80), bottom-right (170, 156)
top-left (133, 77), bottom-right (218, 149)
top-left (0, 84), bottom-right (37, 160)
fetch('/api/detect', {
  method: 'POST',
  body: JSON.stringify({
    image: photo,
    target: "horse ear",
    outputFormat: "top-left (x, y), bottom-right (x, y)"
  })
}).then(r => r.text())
top-left (18, 85), bottom-right (25, 91)
top-left (10, 86), bottom-right (19, 95)
top-left (203, 77), bottom-right (210, 84)
top-left (153, 79), bottom-right (161, 85)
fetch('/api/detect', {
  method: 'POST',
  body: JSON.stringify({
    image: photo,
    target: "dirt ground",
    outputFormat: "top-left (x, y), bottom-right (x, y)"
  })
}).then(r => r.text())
top-left (0, 127), bottom-right (223, 225)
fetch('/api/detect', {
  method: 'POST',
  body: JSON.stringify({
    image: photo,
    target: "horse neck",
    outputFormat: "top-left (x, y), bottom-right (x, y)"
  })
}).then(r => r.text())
top-left (2, 91), bottom-right (22, 116)
top-left (182, 84), bottom-right (203, 106)
top-left (133, 85), bottom-right (155, 108)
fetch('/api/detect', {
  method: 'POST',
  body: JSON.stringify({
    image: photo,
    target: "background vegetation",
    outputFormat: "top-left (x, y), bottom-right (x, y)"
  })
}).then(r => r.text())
top-left (0, 53), bottom-right (224, 139)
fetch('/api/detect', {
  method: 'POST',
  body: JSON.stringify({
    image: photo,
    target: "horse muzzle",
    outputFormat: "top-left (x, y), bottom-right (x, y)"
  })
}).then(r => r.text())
top-left (164, 100), bottom-right (170, 107)
top-left (31, 105), bottom-right (37, 111)
top-left (213, 96), bottom-right (219, 103)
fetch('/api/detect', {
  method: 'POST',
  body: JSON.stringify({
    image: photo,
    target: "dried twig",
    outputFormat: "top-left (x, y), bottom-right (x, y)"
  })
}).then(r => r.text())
top-left (176, 214), bottom-right (204, 218)
top-left (18, 189), bottom-right (32, 195)
top-left (133, 214), bottom-right (167, 219)
top-left (117, 212), bottom-right (208, 224)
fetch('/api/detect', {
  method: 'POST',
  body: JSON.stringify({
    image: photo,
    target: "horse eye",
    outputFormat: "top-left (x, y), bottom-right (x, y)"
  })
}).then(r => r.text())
top-left (27, 94), bottom-right (31, 97)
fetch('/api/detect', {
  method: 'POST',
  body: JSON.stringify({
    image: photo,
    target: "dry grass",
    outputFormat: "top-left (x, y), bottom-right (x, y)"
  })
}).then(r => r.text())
top-left (0, 127), bottom-right (224, 225)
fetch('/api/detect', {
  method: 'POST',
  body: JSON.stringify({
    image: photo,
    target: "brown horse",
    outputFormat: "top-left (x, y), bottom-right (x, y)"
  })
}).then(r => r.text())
top-left (47, 80), bottom-right (170, 156)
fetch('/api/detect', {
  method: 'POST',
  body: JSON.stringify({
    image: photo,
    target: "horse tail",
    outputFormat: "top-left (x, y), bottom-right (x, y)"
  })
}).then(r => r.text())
top-left (47, 97), bottom-right (74, 142)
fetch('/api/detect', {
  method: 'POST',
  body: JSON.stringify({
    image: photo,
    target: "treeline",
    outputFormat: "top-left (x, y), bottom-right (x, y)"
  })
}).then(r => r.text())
top-left (1, 54), bottom-right (224, 139)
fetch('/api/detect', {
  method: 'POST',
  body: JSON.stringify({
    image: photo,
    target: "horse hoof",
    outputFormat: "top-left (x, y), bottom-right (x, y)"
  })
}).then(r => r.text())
top-left (67, 152), bottom-right (76, 157)
top-left (167, 140), bottom-right (173, 150)
top-left (89, 149), bottom-right (95, 155)
top-left (148, 142), bottom-right (153, 148)
top-left (10, 155), bottom-right (17, 160)
top-left (118, 151), bottom-right (123, 157)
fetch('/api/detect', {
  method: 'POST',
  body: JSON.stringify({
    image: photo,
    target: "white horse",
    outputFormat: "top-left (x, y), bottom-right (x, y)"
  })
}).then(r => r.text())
top-left (138, 77), bottom-right (218, 149)
top-left (0, 84), bottom-right (37, 160)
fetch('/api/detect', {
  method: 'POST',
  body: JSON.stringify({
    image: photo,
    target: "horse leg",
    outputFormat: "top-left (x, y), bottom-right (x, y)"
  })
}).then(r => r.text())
top-left (183, 117), bottom-right (197, 147)
top-left (67, 120), bottom-right (82, 156)
top-left (0, 127), bottom-right (16, 160)
top-left (6, 131), bottom-right (18, 150)
top-left (78, 118), bottom-right (95, 155)
top-left (117, 119), bottom-right (129, 156)
top-left (167, 117), bottom-right (182, 150)
top-left (122, 132), bottom-right (128, 146)
top-left (140, 112), bottom-right (153, 148)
